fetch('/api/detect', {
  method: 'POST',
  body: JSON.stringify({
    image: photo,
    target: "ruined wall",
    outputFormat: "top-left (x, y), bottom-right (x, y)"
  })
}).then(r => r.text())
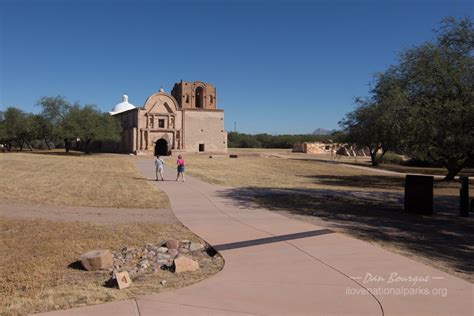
top-left (292, 142), bottom-right (334, 154)
top-left (304, 142), bottom-right (333, 154)
top-left (292, 142), bottom-right (368, 157)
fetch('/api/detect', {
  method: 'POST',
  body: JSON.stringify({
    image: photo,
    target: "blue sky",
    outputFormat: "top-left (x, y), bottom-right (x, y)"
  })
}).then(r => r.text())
top-left (0, 0), bottom-right (471, 134)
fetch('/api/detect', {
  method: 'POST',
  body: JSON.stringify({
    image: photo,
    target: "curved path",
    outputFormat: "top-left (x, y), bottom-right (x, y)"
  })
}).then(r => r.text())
top-left (41, 159), bottom-right (472, 316)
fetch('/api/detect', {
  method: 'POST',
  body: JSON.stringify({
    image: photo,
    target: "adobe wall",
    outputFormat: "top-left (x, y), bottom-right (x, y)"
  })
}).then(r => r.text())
top-left (183, 110), bottom-right (227, 153)
top-left (292, 142), bottom-right (334, 154)
top-left (115, 109), bottom-right (138, 153)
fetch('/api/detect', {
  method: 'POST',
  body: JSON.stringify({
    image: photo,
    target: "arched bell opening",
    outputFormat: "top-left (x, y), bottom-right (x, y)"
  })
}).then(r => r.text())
top-left (195, 87), bottom-right (204, 109)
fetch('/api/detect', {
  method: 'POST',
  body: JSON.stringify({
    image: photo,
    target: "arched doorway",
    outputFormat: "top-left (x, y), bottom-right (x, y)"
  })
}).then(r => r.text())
top-left (195, 87), bottom-right (204, 108)
top-left (155, 139), bottom-right (168, 156)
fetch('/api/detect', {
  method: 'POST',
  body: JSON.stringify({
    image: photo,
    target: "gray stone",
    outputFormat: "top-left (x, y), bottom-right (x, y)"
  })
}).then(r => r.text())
top-left (139, 259), bottom-right (149, 269)
top-left (157, 253), bottom-right (171, 260)
top-left (180, 240), bottom-right (191, 249)
top-left (156, 247), bottom-right (168, 253)
top-left (189, 243), bottom-right (205, 252)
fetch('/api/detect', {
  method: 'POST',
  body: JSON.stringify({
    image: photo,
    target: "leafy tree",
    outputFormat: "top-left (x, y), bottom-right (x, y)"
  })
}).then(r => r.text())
top-left (0, 111), bottom-right (7, 150)
top-left (38, 96), bottom-right (70, 125)
top-left (329, 130), bottom-right (348, 143)
top-left (396, 17), bottom-right (474, 180)
top-left (341, 102), bottom-right (383, 166)
top-left (3, 107), bottom-right (35, 151)
top-left (341, 17), bottom-right (473, 178)
top-left (37, 96), bottom-right (71, 150)
top-left (61, 104), bottom-right (121, 154)
top-left (32, 114), bottom-right (54, 150)
top-left (340, 87), bottom-right (404, 166)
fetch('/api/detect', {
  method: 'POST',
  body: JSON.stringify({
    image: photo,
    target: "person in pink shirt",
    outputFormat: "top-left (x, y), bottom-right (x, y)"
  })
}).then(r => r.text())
top-left (176, 154), bottom-right (185, 182)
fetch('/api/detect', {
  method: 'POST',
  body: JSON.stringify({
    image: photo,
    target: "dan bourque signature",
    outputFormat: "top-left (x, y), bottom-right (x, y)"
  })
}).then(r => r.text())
top-left (350, 272), bottom-right (444, 286)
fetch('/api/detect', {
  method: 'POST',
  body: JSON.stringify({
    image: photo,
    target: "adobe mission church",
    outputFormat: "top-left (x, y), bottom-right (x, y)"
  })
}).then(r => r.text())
top-left (109, 80), bottom-right (227, 156)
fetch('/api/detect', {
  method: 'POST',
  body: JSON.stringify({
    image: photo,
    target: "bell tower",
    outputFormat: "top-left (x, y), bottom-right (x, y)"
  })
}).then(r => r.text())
top-left (171, 80), bottom-right (217, 110)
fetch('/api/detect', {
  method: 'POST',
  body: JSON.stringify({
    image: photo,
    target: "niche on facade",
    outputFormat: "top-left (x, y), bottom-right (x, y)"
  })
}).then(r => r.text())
top-left (158, 119), bottom-right (165, 128)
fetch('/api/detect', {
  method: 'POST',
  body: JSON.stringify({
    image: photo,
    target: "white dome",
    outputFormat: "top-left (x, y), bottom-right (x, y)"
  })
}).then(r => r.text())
top-left (109, 94), bottom-right (136, 115)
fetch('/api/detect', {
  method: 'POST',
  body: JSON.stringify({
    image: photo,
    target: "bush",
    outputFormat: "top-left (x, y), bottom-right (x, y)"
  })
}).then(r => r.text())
top-left (30, 139), bottom-right (42, 149)
top-left (30, 139), bottom-right (55, 150)
top-left (378, 152), bottom-right (404, 164)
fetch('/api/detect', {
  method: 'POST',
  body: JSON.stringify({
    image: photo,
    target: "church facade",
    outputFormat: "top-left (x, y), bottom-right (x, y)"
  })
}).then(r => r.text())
top-left (110, 80), bottom-right (227, 155)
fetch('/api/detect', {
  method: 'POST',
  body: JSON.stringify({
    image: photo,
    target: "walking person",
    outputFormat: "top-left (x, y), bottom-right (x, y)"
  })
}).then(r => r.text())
top-left (176, 154), bottom-right (185, 182)
top-left (155, 155), bottom-right (164, 181)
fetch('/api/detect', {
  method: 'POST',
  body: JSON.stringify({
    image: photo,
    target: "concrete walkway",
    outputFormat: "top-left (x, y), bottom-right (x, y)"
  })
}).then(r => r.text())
top-left (40, 159), bottom-right (473, 316)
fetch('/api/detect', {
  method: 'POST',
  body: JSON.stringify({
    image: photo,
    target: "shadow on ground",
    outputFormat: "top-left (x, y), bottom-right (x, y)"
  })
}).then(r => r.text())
top-left (303, 174), bottom-right (405, 191)
top-left (300, 174), bottom-right (468, 195)
top-left (68, 260), bottom-right (86, 271)
top-left (217, 186), bottom-right (473, 282)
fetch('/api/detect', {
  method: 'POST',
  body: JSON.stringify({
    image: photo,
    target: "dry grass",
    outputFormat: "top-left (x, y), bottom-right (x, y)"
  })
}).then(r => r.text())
top-left (0, 217), bottom-right (223, 316)
top-left (0, 151), bottom-right (223, 315)
top-left (0, 151), bottom-right (170, 209)
top-left (182, 151), bottom-right (470, 196)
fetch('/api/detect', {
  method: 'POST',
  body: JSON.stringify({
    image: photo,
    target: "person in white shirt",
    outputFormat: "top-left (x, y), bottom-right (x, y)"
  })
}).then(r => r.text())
top-left (155, 155), bottom-right (164, 181)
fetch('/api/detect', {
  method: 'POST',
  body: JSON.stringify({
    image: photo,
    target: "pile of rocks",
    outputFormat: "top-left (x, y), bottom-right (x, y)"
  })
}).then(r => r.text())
top-left (79, 239), bottom-right (209, 288)
top-left (111, 239), bottom-right (205, 277)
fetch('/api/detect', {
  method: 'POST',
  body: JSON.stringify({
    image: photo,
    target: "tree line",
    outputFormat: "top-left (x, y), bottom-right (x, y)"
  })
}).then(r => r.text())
top-left (340, 17), bottom-right (473, 180)
top-left (0, 96), bottom-right (121, 154)
top-left (227, 132), bottom-right (336, 148)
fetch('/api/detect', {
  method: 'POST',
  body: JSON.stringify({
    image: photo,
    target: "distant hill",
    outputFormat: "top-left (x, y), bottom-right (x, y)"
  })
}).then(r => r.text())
top-left (312, 128), bottom-right (336, 135)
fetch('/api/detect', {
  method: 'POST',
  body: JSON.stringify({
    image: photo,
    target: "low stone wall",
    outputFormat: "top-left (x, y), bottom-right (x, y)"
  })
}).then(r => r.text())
top-left (293, 142), bottom-right (369, 156)
top-left (292, 142), bottom-right (336, 154)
